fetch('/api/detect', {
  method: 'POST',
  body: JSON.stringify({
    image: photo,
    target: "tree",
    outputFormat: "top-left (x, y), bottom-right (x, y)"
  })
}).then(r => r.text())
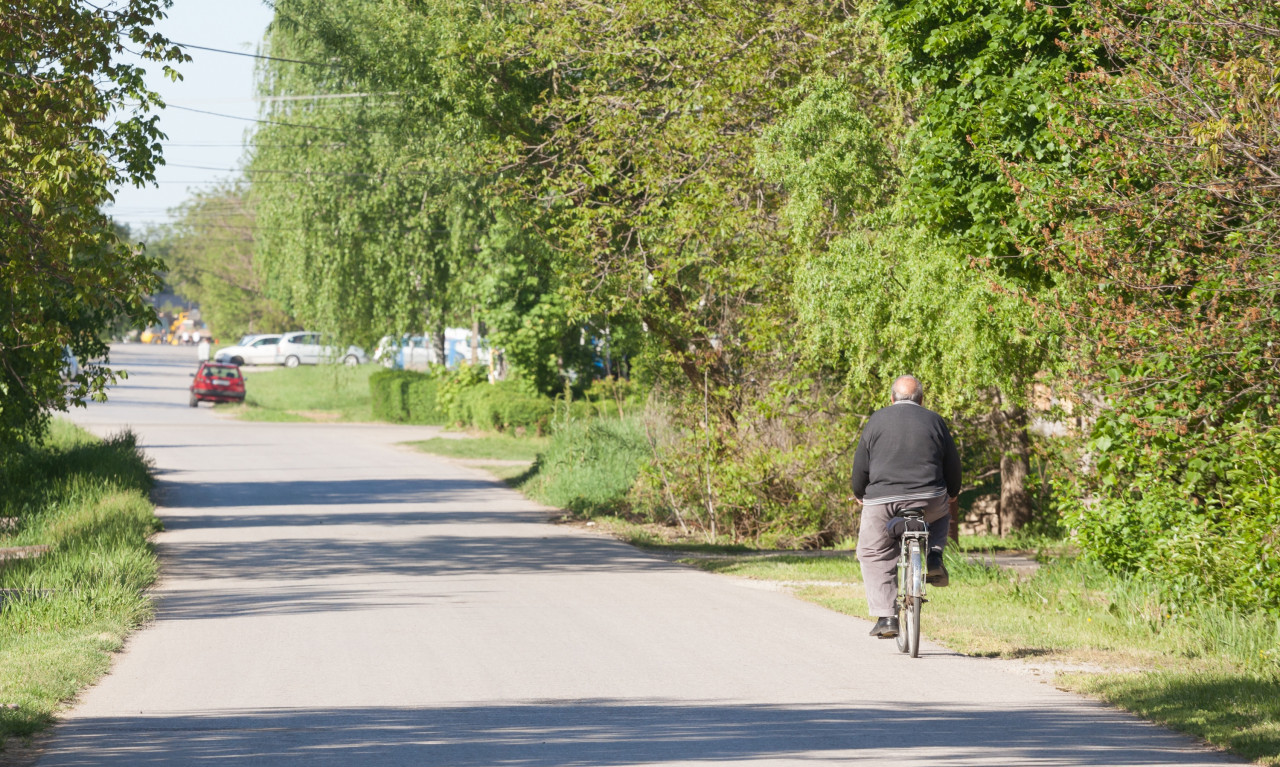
top-left (157, 182), bottom-right (293, 340)
top-left (866, 0), bottom-right (1084, 529)
top-left (0, 1), bottom-right (184, 444)
top-left (1014, 0), bottom-right (1280, 611)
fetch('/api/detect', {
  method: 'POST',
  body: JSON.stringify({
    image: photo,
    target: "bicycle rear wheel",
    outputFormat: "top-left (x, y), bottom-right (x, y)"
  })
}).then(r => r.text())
top-left (906, 540), bottom-right (923, 657)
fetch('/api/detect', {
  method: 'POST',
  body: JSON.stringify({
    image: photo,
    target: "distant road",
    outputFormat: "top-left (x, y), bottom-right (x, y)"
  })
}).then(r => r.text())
top-left (37, 344), bottom-right (1240, 765)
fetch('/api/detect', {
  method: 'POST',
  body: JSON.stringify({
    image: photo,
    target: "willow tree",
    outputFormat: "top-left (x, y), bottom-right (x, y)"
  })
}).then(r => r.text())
top-left (1, 1), bottom-right (182, 443)
top-left (249, 0), bottom-right (572, 387)
top-left (850, 0), bottom-right (1086, 530)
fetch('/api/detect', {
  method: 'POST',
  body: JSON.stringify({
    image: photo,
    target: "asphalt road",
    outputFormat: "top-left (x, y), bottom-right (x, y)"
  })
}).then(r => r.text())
top-left (37, 344), bottom-right (1239, 766)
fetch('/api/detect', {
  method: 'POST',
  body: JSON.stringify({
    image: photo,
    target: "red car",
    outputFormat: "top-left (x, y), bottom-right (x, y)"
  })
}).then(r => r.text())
top-left (189, 361), bottom-right (246, 407)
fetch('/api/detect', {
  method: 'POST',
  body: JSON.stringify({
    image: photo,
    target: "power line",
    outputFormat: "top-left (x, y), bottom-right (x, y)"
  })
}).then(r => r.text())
top-left (164, 104), bottom-right (356, 133)
top-left (172, 41), bottom-right (336, 68)
top-left (165, 163), bottom-right (429, 178)
top-left (162, 142), bottom-right (345, 148)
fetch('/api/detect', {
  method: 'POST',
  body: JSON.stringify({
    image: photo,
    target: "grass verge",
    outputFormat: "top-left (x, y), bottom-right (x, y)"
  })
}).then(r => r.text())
top-left (408, 434), bottom-right (547, 462)
top-left (223, 364), bottom-right (376, 422)
top-left (0, 420), bottom-right (161, 742)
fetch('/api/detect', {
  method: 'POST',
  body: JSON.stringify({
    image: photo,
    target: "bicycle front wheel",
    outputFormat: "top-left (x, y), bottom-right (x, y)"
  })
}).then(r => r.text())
top-left (896, 596), bottom-right (910, 654)
top-left (907, 540), bottom-right (923, 657)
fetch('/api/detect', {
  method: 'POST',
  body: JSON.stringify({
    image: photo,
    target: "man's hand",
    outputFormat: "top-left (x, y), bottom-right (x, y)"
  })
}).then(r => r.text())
top-left (948, 496), bottom-right (959, 515)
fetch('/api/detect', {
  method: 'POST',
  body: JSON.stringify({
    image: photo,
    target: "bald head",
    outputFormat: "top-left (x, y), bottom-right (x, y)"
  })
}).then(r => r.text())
top-left (891, 375), bottom-right (924, 404)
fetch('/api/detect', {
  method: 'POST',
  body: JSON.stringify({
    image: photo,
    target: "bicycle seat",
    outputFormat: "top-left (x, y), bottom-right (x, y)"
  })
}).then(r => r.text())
top-left (885, 508), bottom-right (929, 537)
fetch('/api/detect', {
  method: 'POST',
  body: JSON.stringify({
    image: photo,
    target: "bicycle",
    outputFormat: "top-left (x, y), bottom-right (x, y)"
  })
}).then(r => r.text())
top-left (891, 508), bottom-right (930, 657)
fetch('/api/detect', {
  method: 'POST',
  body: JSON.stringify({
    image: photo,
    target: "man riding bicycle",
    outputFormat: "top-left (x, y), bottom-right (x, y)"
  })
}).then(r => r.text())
top-left (851, 375), bottom-right (961, 639)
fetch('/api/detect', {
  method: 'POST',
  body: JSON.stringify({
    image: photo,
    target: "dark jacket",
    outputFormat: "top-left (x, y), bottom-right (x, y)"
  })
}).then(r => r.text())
top-left (850, 401), bottom-right (962, 504)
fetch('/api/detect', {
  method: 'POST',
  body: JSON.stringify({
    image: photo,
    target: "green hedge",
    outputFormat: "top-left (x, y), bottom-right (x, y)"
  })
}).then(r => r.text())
top-left (405, 377), bottom-right (446, 424)
top-left (369, 370), bottom-right (419, 422)
top-left (370, 368), bottom-right (552, 433)
top-left (460, 379), bottom-right (552, 434)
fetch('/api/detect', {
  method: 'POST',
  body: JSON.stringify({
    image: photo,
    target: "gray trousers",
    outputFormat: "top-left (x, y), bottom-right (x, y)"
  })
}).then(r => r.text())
top-left (856, 494), bottom-right (950, 617)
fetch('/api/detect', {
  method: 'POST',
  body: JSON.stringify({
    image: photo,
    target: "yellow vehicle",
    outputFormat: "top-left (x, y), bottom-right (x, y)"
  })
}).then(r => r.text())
top-left (140, 326), bottom-right (165, 344)
top-left (165, 311), bottom-right (195, 345)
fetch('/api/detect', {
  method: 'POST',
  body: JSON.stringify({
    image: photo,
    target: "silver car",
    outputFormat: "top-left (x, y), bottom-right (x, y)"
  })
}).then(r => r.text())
top-left (276, 331), bottom-right (367, 367)
top-left (214, 334), bottom-right (282, 366)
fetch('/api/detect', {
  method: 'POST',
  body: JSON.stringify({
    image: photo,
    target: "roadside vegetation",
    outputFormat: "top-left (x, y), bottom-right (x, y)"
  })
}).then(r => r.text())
top-left (0, 421), bottom-right (160, 741)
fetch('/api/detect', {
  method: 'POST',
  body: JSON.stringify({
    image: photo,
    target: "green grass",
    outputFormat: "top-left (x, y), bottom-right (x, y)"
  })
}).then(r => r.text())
top-left (223, 364), bottom-right (377, 422)
top-left (679, 549), bottom-right (1280, 764)
top-left (408, 434), bottom-right (548, 462)
top-left (0, 420), bottom-right (161, 742)
top-left (512, 416), bottom-right (649, 516)
top-left (1065, 670), bottom-right (1280, 764)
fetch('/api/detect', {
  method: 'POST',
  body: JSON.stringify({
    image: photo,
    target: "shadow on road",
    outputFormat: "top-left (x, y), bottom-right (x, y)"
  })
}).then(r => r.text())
top-left (158, 531), bottom-right (679, 585)
top-left (43, 700), bottom-right (1233, 766)
top-left (164, 477), bottom-right (506, 509)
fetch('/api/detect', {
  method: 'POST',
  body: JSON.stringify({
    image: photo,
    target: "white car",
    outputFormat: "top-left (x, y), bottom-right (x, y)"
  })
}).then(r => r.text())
top-left (214, 334), bottom-right (282, 366)
top-left (373, 329), bottom-right (489, 370)
top-left (276, 331), bottom-right (368, 367)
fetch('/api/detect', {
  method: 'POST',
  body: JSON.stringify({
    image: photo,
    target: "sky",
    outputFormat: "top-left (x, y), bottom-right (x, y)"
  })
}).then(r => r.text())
top-left (105, 0), bottom-right (275, 232)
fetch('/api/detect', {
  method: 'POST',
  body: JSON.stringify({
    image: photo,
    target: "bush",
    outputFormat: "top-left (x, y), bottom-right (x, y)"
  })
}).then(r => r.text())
top-left (627, 399), bottom-right (856, 548)
top-left (460, 384), bottom-right (502, 430)
top-left (369, 369), bottom-right (418, 422)
top-left (436, 365), bottom-right (489, 424)
top-left (371, 366), bottom-right (554, 433)
top-left (404, 376), bottom-right (445, 425)
top-left (1063, 414), bottom-right (1280, 616)
top-left (521, 416), bottom-right (649, 515)
top-left (499, 392), bottom-right (553, 434)
top-left (459, 379), bottom-right (554, 434)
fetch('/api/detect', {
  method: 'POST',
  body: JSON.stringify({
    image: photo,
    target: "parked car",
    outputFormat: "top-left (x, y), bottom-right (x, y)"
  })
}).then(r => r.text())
top-left (374, 334), bottom-right (435, 369)
top-left (189, 361), bottom-right (245, 407)
top-left (276, 331), bottom-right (368, 367)
top-left (214, 334), bottom-right (282, 366)
top-left (373, 329), bottom-right (489, 370)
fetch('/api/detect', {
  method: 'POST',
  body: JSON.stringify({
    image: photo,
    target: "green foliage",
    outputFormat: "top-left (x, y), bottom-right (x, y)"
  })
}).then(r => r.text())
top-left (404, 377), bottom-right (445, 426)
top-left (0, 2), bottom-right (184, 443)
top-left (250, 0), bottom-right (587, 388)
top-left (631, 398), bottom-right (857, 547)
top-left (878, 0), bottom-right (1081, 265)
top-left (0, 423), bottom-right (159, 737)
top-left (1007, 0), bottom-right (1280, 614)
top-left (460, 379), bottom-right (552, 433)
top-left (151, 182), bottom-right (293, 340)
top-left (1063, 416), bottom-right (1280, 615)
top-left (434, 365), bottom-right (489, 425)
top-left (368, 369), bottom-right (417, 423)
top-left (519, 417), bottom-right (649, 517)
top-left (757, 74), bottom-right (900, 245)
top-left (368, 366), bottom-right (553, 432)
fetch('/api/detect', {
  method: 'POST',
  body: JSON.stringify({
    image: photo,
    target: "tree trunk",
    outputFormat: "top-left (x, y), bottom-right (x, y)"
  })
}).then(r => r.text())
top-left (430, 312), bottom-right (446, 368)
top-left (470, 306), bottom-right (479, 367)
top-left (994, 399), bottom-right (1034, 535)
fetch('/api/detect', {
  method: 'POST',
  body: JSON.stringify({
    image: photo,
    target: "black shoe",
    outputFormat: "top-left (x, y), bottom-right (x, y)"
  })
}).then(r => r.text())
top-left (927, 550), bottom-right (949, 587)
top-left (869, 616), bottom-right (899, 638)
